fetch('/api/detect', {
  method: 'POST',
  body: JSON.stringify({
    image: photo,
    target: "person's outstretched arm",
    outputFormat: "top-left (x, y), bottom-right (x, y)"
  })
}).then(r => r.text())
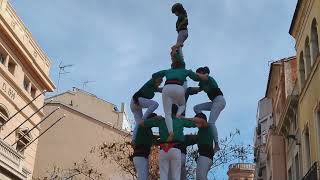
top-left (152, 70), bottom-right (167, 79)
top-left (187, 70), bottom-right (208, 81)
top-left (140, 116), bottom-right (162, 127)
top-left (182, 117), bottom-right (208, 128)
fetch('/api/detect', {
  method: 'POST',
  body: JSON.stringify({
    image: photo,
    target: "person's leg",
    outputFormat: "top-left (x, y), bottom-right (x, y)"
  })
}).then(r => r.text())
top-left (208, 96), bottom-right (226, 151)
top-left (160, 150), bottom-right (170, 180)
top-left (162, 85), bottom-right (174, 135)
top-left (180, 153), bottom-right (187, 180)
top-left (181, 81), bottom-right (188, 116)
top-left (175, 86), bottom-right (186, 117)
top-left (196, 156), bottom-right (213, 180)
top-left (169, 148), bottom-right (181, 180)
top-left (130, 99), bottom-right (143, 141)
top-left (193, 102), bottom-right (213, 114)
top-left (176, 30), bottom-right (189, 59)
top-left (133, 156), bottom-right (149, 180)
top-left (138, 97), bottom-right (159, 120)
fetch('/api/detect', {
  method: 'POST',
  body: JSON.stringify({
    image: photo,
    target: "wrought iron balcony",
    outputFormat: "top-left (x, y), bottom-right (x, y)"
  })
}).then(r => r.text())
top-left (302, 161), bottom-right (320, 180)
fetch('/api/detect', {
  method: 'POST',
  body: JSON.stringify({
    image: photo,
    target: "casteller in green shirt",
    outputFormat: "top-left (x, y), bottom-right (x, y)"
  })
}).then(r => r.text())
top-left (141, 117), bottom-right (197, 143)
top-left (152, 69), bottom-right (199, 84)
top-left (134, 125), bottom-right (154, 147)
top-left (133, 79), bottom-right (159, 100)
top-left (197, 126), bottom-right (214, 146)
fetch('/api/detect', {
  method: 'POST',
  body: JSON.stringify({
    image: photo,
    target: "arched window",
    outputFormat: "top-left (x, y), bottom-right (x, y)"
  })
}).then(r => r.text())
top-left (304, 37), bottom-right (312, 77)
top-left (311, 19), bottom-right (319, 65)
top-left (0, 105), bottom-right (9, 126)
top-left (299, 52), bottom-right (306, 89)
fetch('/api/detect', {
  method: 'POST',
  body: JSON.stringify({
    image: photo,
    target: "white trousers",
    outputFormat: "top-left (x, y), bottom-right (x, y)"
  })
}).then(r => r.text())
top-left (168, 153), bottom-right (186, 180)
top-left (160, 148), bottom-right (181, 180)
top-left (196, 156), bottom-right (213, 180)
top-left (133, 156), bottom-right (149, 180)
top-left (130, 97), bottom-right (159, 140)
top-left (194, 95), bottom-right (226, 143)
top-left (162, 84), bottom-right (186, 133)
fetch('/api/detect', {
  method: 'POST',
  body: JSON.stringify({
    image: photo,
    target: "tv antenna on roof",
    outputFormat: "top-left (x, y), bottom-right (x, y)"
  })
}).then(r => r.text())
top-left (82, 80), bottom-right (96, 90)
top-left (57, 61), bottom-right (74, 94)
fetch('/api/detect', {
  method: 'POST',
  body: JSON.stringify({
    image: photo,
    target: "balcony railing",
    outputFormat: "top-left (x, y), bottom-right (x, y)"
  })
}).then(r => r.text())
top-left (228, 163), bottom-right (255, 170)
top-left (302, 161), bottom-right (320, 180)
top-left (0, 139), bottom-right (28, 179)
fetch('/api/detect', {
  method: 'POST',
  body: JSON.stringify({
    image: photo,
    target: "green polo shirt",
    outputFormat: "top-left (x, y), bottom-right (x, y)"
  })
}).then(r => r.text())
top-left (152, 69), bottom-right (199, 83)
top-left (143, 117), bottom-right (196, 143)
top-left (173, 52), bottom-right (186, 69)
top-left (198, 76), bottom-right (223, 100)
top-left (134, 126), bottom-right (153, 147)
top-left (134, 79), bottom-right (157, 99)
top-left (197, 126), bottom-right (214, 146)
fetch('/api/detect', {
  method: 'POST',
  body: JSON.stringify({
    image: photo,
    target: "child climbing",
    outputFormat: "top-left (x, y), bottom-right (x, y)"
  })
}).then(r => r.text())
top-left (171, 3), bottom-right (188, 60)
top-left (152, 61), bottom-right (207, 142)
top-left (191, 67), bottom-right (226, 153)
top-left (131, 77), bottom-right (163, 142)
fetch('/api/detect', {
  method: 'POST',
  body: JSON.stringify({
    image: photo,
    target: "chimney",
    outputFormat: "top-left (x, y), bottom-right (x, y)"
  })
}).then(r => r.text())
top-left (121, 103), bottom-right (125, 113)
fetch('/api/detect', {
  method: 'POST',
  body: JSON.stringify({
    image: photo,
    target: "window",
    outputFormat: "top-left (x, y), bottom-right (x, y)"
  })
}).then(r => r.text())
top-left (0, 54), bottom-right (4, 65)
top-left (8, 59), bottom-right (16, 76)
top-left (304, 37), bottom-right (312, 77)
top-left (295, 154), bottom-right (300, 180)
top-left (311, 19), bottom-right (319, 65)
top-left (257, 124), bottom-right (261, 135)
top-left (23, 76), bottom-right (30, 92)
top-left (288, 167), bottom-right (292, 180)
top-left (31, 85), bottom-right (37, 98)
top-left (0, 105), bottom-right (9, 126)
top-left (299, 52), bottom-right (306, 89)
top-left (304, 128), bottom-right (311, 170)
top-left (16, 128), bottom-right (32, 154)
top-left (0, 48), bottom-right (7, 65)
top-left (293, 113), bottom-right (298, 132)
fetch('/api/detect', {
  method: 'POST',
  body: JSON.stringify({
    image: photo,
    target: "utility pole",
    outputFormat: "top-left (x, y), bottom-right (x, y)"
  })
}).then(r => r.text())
top-left (57, 61), bottom-right (73, 94)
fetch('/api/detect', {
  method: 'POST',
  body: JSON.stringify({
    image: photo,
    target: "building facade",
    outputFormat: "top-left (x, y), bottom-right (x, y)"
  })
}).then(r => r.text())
top-left (33, 88), bottom-right (132, 179)
top-left (254, 97), bottom-right (273, 180)
top-left (228, 163), bottom-right (255, 180)
top-left (254, 57), bottom-right (298, 180)
top-left (289, 0), bottom-right (320, 179)
top-left (0, 0), bottom-right (55, 179)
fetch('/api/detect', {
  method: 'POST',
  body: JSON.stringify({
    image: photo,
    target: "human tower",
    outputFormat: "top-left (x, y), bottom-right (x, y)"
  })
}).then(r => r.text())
top-left (130, 3), bottom-right (226, 180)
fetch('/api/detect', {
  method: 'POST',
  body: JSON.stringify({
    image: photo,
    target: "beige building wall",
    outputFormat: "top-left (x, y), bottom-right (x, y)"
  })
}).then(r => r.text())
top-left (227, 163), bottom-right (255, 180)
top-left (0, 0), bottom-right (55, 179)
top-left (33, 89), bottom-right (132, 179)
top-left (266, 135), bottom-right (286, 180)
top-left (289, 0), bottom-right (320, 177)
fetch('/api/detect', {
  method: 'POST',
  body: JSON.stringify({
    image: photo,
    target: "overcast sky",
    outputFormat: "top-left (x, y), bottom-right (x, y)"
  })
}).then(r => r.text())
top-left (11, 0), bottom-right (297, 178)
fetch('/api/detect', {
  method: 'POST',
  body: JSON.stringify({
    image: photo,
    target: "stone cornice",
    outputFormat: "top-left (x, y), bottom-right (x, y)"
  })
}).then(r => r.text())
top-left (0, 1), bottom-right (55, 91)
